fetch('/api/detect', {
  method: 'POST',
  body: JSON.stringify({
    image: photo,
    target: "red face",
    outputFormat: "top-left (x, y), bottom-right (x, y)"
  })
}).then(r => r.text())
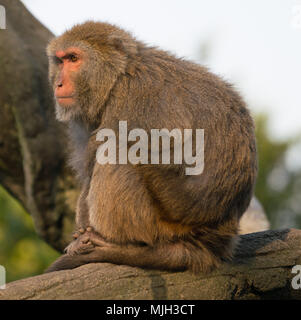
top-left (54, 47), bottom-right (83, 107)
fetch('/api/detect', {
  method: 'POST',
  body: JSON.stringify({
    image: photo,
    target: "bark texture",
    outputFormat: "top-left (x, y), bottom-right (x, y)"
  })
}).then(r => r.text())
top-left (0, 0), bottom-right (78, 251)
top-left (1, 229), bottom-right (301, 300)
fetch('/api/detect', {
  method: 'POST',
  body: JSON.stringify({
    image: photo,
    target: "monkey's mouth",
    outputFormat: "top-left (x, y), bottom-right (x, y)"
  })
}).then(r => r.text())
top-left (56, 96), bottom-right (75, 106)
top-left (56, 96), bottom-right (74, 99)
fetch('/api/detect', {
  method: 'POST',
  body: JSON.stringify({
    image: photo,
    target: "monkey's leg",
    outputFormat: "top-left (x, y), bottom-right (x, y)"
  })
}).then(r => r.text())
top-left (45, 239), bottom-right (224, 274)
top-left (64, 227), bottom-right (115, 255)
top-left (46, 231), bottom-right (234, 273)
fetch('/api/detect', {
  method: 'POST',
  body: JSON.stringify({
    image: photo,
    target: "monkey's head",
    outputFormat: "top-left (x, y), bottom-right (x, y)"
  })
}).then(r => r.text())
top-left (47, 21), bottom-right (138, 123)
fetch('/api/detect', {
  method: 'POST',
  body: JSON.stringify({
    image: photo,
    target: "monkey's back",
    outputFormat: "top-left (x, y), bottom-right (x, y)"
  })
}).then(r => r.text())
top-left (102, 44), bottom-right (257, 225)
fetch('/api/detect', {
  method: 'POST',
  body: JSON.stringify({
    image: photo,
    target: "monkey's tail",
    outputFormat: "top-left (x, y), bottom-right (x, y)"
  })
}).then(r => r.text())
top-left (45, 253), bottom-right (99, 273)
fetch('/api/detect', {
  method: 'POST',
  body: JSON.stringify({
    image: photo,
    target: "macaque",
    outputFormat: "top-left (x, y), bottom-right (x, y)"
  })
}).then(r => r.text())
top-left (45, 21), bottom-right (257, 273)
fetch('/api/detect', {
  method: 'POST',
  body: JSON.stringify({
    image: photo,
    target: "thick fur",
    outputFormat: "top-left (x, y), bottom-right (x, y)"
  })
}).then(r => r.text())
top-left (46, 21), bottom-right (257, 273)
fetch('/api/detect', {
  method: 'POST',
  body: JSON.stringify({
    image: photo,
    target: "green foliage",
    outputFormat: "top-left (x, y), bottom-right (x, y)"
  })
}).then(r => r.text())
top-left (0, 186), bottom-right (59, 282)
top-left (255, 114), bottom-right (301, 228)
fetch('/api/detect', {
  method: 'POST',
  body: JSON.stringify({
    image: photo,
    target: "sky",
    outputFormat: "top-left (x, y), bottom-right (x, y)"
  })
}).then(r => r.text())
top-left (21, 0), bottom-right (301, 141)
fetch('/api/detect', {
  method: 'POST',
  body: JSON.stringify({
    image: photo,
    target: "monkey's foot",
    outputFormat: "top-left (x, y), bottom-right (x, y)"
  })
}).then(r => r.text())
top-left (64, 226), bottom-right (114, 255)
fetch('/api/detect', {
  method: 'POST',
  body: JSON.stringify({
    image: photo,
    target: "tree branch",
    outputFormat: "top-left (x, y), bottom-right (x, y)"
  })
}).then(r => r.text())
top-left (0, 0), bottom-right (78, 251)
top-left (1, 229), bottom-right (301, 300)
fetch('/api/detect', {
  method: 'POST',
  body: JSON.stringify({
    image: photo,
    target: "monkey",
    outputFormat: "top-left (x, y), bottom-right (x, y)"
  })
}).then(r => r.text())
top-left (45, 21), bottom-right (257, 274)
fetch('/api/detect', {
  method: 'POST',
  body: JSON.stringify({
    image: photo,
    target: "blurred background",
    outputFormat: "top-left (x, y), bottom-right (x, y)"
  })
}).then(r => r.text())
top-left (0, 0), bottom-right (300, 281)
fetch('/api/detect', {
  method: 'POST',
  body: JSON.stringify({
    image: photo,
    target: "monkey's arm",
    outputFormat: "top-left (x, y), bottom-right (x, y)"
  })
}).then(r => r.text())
top-left (63, 181), bottom-right (91, 253)
top-left (74, 180), bottom-right (91, 228)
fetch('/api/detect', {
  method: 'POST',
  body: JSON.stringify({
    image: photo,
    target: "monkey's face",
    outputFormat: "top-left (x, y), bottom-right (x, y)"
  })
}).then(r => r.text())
top-left (47, 22), bottom-right (138, 124)
top-left (47, 43), bottom-right (92, 122)
top-left (48, 41), bottom-right (129, 123)
top-left (52, 47), bottom-right (83, 108)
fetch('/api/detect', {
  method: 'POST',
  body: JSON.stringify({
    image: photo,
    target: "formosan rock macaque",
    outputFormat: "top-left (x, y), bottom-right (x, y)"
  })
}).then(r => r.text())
top-left (45, 21), bottom-right (257, 273)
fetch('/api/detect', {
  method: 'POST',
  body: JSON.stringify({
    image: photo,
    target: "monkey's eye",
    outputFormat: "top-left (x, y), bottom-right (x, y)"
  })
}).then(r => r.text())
top-left (69, 54), bottom-right (78, 62)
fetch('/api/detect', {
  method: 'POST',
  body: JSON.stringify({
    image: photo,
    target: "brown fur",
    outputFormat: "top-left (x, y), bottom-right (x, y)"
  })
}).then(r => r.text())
top-left (46, 21), bottom-right (257, 274)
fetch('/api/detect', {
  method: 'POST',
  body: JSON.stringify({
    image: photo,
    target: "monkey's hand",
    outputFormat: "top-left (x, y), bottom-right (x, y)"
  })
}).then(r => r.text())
top-left (64, 227), bottom-right (114, 256)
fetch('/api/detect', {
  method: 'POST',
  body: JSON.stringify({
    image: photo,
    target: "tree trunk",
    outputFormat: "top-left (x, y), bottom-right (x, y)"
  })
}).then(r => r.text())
top-left (0, 0), bottom-right (78, 251)
top-left (1, 229), bottom-right (301, 300)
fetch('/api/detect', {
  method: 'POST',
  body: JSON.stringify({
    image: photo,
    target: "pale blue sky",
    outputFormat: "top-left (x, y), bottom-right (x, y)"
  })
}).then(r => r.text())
top-left (21, 0), bottom-right (301, 140)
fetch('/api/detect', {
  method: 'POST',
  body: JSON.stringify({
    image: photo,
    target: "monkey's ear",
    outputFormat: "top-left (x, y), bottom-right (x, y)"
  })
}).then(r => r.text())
top-left (108, 32), bottom-right (138, 56)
